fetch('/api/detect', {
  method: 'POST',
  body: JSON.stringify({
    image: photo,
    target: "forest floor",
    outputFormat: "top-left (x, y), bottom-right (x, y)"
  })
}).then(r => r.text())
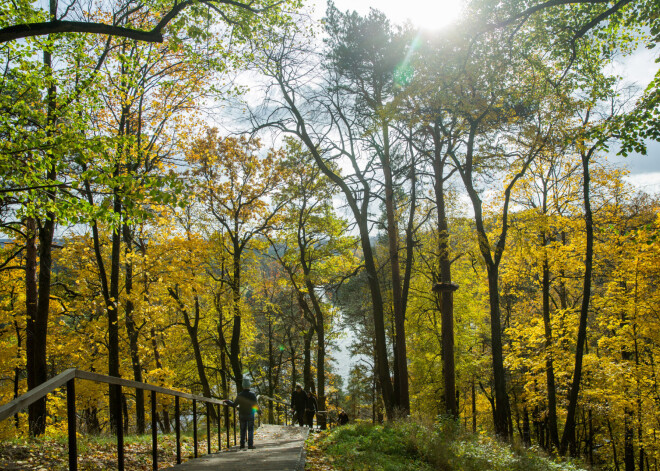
top-left (0, 431), bottom-right (228, 470)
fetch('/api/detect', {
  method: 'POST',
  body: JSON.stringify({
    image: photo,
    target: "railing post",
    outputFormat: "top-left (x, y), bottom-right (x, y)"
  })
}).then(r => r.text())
top-left (217, 404), bottom-right (221, 452)
top-left (175, 396), bottom-right (181, 464)
top-left (225, 404), bottom-right (230, 449)
top-left (206, 402), bottom-right (211, 454)
top-left (116, 384), bottom-right (124, 471)
top-left (193, 399), bottom-right (198, 458)
top-left (67, 378), bottom-right (77, 471)
top-left (151, 391), bottom-right (157, 471)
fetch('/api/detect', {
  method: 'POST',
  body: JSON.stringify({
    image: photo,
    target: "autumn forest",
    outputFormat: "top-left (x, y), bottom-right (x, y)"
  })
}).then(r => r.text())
top-left (0, 0), bottom-right (659, 469)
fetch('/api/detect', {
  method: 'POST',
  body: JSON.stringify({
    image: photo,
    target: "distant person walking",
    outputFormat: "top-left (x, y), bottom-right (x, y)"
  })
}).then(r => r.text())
top-left (291, 384), bottom-right (307, 426)
top-left (338, 410), bottom-right (349, 426)
top-left (305, 391), bottom-right (318, 428)
top-left (225, 378), bottom-right (259, 449)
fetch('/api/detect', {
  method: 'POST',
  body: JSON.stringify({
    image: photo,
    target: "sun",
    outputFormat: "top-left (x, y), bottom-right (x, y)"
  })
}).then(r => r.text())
top-left (325, 0), bottom-right (465, 31)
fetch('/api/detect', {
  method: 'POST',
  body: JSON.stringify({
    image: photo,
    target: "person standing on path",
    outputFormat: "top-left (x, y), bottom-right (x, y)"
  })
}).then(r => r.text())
top-left (290, 384), bottom-right (307, 426)
top-left (225, 378), bottom-right (259, 449)
top-left (305, 391), bottom-right (318, 428)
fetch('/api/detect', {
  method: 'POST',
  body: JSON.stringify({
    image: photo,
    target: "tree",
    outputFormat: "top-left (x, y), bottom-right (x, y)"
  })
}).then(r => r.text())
top-left (0, 0), bottom-right (296, 44)
top-left (187, 131), bottom-right (286, 392)
top-left (269, 138), bottom-right (359, 429)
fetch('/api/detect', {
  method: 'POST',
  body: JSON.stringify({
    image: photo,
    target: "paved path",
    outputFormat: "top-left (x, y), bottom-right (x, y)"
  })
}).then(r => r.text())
top-left (163, 424), bottom-right (309, 471)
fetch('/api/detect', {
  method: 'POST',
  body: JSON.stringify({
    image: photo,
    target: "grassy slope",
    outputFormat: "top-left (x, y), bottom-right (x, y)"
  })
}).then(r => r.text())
top-left (305, 420), bottom-right (586, 471)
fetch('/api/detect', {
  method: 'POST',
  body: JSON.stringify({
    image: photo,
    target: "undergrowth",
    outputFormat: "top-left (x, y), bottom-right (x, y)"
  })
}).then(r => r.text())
top-left (305, 418), bottom-right (586, 471)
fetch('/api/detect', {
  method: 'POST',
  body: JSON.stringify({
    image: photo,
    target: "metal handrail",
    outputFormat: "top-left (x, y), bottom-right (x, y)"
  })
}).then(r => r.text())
top-left (0, 368), bottom-right (239, 471)
top-left (257, 394), bottom-right (291, 426)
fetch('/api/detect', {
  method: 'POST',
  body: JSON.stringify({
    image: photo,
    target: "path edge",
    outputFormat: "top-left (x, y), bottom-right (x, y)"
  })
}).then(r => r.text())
top-left (295, 427), bottom-right (310, 471)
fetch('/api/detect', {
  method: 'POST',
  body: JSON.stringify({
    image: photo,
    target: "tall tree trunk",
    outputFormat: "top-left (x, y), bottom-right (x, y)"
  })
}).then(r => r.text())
top-left (108, 187), bottom-right (122, 434)
top-left (381, 123), bottom-right (408, 414)
top-left (303, 326), bottom-right (314, 392)
top-left (432, 131), bottom-right (457, 418)
top-left (230, 248), bottom-right (243, 392)
top-left (26, 22), bottom-right (58, 434)
top-left (542, 252), bottom-right (560, 449)
top-left (305, 280), bottom-right (327, 429)
top-left (486, 264), bottom-right (510, 437)
top-left (123, 224), bottom-right (145, 434)
top-left (268, 317), bottom-right (275, 423)
top-left (169, 289), bottom-right (217, 420)
top-left (279, 89), bottom-right (395, 417)
top-left (150, 327), bottom-right (171, 433)
top-left (214, 294), bottom-right (230, 398)
top-left (560, 147), bottom-right (596, 455)
top-left (25, 216), bottom-right (42, 435)
top-left (12, 316), bottom-right (22, 428)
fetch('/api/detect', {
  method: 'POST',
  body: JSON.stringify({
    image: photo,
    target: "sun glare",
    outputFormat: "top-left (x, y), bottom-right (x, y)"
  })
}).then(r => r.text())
top-left (328, 0), bottom-right (465, 31)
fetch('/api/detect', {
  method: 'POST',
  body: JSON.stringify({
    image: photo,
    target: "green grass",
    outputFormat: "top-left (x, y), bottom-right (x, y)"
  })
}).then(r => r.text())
top-left (308, 419), bottom-right (586, 471)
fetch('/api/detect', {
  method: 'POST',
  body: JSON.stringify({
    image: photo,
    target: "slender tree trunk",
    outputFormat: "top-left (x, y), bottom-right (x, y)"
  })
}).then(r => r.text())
top-left (169, 289), bottom-right (217, 419)
top-left (123, 224), bottom-right (145, 434)
top-left (560, 148), bottom-right (596, 455)
top-left (472, 378), bottom-right (477, 433)
top-left (432, 139), bottom-right (457, 418)
top-left (542, 251), bottom-right (560, 449)
top-left (523, 406), bottom-right (532, 447)
top-left (486, 265), bottom-right (510, 437)
top-left (381, 123), bottom-right (408, 414)
top-left (305, 279), bottom-right (327, 429)
top-left (303, 326), bottom-right (314, 392)
top-left (277, 83), bottom-right (395, 418)
top-left (214, 294), bottom-right (230, 398)
top-left (230, 248), bottom-right (243, 392)
top-left (108, 186), bottom-right (122, 434)
top-left (268, 317), bottom-right (275, 423)
top-left (12, 316), bottom-right (22, 428)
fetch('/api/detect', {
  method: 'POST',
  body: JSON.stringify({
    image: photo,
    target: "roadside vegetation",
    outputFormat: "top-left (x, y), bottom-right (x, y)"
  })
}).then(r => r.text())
top-left (305, 420), bottom-right (585, 471)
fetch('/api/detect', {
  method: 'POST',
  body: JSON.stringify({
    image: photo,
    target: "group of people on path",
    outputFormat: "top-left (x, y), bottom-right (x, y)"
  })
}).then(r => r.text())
top-left (290, 383), bottom-right (318, 427)
top-left (224, 379), bottom-right (351, 451)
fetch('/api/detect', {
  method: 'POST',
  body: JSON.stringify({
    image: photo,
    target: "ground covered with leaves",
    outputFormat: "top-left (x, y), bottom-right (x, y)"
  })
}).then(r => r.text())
top-left (304, 420), bottom-right (587, 471)
top-left (0, 433), bottom-right (226, 470)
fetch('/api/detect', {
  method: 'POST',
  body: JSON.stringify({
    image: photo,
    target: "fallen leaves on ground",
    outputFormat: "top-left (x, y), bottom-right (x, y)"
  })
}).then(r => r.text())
top-left (304, 431), bottom-right (336, 471)
top-left (0, 434), bottom-right (229, 470)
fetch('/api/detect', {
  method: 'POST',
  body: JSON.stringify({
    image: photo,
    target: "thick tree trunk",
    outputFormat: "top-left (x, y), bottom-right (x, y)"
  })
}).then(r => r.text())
top-left (25, 217), bottom-right (43, 435)
top-left (26, 35), bottom-right (58, 435)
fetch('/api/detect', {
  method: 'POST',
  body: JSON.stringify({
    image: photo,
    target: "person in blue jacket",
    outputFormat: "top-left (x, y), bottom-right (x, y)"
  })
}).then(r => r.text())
top-left (225, 378), bottom-right (259, 449)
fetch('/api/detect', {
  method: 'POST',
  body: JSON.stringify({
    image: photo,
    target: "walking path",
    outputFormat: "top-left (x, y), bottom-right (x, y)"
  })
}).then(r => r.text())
top-left (163, 424), bottom-right (309, 471)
